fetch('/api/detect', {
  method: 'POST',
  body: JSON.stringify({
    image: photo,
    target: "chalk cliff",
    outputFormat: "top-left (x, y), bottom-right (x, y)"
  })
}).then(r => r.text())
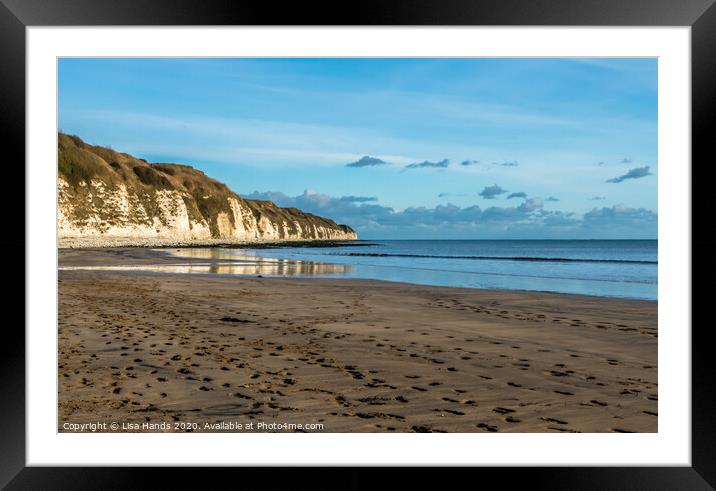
top-left (57, 134), bottom-right (357, 247)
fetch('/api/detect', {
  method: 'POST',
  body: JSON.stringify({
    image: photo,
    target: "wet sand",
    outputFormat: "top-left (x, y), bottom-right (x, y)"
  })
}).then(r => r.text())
top-left (58, 248), bottom-right (658, 433)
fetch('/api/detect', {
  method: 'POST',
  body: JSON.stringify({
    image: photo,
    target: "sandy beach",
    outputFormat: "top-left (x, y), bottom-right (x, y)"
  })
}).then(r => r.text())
top-left (58, 248), bottom-right (657, 433)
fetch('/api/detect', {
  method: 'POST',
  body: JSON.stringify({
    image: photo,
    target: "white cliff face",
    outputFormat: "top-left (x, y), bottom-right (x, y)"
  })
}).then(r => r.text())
top-left (58, 178), bottom-right (212, 240)
top-left (58, 177), bottom-right (357, 247)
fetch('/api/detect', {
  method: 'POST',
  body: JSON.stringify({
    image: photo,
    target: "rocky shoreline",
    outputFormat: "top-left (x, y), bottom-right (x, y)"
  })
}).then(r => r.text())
top-left (58, 237), bottom-right (370, 249)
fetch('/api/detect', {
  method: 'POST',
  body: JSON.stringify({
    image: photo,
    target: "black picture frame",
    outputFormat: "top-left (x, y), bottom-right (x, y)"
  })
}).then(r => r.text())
top-left (3, 0), bottom-right (713, 487)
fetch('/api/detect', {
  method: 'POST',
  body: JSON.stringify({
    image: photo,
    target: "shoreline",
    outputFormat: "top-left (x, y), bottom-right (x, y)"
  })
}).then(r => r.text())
top-left (59, 265), bottom-right (659, 304)
top-left (58, 237), bottom-right (368, 250)
top-left (58, 247), bottom-right (657, 302)
top-left (58, 249), bottom-right (658, 433)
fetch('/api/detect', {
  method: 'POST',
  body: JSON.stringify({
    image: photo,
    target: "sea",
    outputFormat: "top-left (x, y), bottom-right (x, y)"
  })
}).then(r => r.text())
top-left (167, 239), bottom-right (657, 301)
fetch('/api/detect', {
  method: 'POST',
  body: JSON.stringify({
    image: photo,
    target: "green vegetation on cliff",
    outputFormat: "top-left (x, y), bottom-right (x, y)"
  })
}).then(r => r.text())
top-left (58, 133), bottom-right (355, 239)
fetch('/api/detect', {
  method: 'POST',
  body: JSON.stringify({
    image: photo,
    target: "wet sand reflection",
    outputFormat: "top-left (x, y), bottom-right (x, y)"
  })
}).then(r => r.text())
top-left (59, 248), bottom-right (351, 278)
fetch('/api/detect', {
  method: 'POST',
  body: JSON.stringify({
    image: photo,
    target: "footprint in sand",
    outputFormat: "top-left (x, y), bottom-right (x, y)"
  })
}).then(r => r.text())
top-left (549, 370), bottom-right (569, 377)
top-left (493, 407), bottom-right (515, 415)
top-left (441, 409), bottom-right (465, 415)
top-left (541, 417), bottom-right (568, 425)
top-left (476, 423), bottom-right (498, 432)
top-left (411, 425), bottom-right (434, 433)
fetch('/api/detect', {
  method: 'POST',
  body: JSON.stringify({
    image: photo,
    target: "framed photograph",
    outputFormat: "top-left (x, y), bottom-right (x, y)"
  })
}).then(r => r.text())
top-left (4, 0), bottom-right (713, 487)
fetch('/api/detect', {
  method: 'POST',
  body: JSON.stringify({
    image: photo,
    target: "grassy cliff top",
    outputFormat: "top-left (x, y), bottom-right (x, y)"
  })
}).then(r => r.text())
top-left (58, 133), bottom-right (355, 235)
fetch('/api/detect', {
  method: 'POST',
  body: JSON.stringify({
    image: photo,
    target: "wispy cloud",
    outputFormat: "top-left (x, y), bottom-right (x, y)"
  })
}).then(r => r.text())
top-left (405, 159), bottom-right (450, 169)
top-left (607, 166), bottom-right (652, 183)
top-left (518, 197), bottom-right (543, 212)
top-left (346, 156), bottom-right (389, 168)
top-left (64, 109), bottom-right (418, 168)
top-left (479, 184), bottom-right (508, 199)
top-left (339, 195), bottom-right (378, 203)
top-left (420, 97), bottom-right (576, 128)
top-left (438, 192), bottom-right (468, 198)
top-left (507, 192), bottom-right (527, 199)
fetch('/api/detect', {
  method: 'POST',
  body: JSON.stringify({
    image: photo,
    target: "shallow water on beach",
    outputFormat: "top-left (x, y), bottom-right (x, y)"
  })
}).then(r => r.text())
top-left (59, 255), bottom-right (353, 277)
top-left (177, 240), bottom-right (657, 300)
top-left (60, 240), bottom-right (657, 300)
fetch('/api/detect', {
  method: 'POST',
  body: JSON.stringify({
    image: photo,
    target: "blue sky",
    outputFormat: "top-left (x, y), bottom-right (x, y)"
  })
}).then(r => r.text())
top-left (58, 58), bottom-right (657, 239)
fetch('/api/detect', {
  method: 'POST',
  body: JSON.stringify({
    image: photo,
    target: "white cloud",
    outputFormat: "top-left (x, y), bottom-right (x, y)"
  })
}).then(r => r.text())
top-left (243, 190), bottom-right (656, 239)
